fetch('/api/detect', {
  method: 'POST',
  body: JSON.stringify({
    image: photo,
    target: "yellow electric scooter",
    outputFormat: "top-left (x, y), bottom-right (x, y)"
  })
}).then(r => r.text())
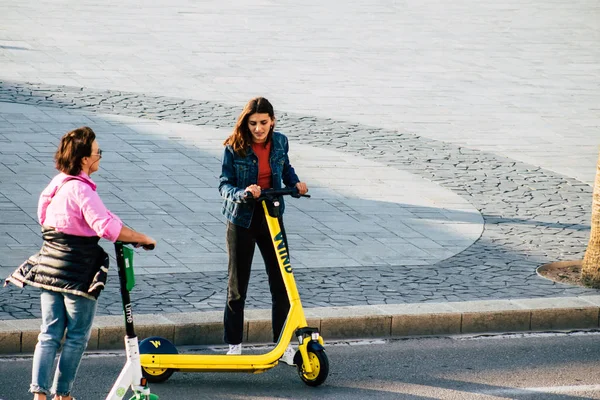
top-left (138, 188), bottom-right (329, 386)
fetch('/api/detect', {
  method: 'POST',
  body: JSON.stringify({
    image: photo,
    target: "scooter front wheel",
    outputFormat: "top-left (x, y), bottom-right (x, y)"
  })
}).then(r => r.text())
top-left (298, 349), bottom-right (329, 387)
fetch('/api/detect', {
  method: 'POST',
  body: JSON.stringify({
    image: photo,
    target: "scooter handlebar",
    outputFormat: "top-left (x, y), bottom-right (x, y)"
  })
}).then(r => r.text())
top-left (119, 242), bottom-right (155, 250)
top-left (244, 187), bottom-right (310, 200)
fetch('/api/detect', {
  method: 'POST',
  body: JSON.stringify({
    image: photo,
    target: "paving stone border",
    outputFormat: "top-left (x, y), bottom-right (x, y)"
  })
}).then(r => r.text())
top-left (2, 296), bottom-right (600, 354)
top-left (0, 80), bottom-right (597, 321)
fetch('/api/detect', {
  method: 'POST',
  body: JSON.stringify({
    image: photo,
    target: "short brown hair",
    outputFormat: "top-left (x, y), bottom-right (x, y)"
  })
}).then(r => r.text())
top-left (55, 126), bottom-right (96, 176)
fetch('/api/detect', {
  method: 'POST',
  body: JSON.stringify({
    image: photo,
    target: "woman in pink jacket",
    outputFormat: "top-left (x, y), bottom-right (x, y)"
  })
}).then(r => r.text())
top-left (7, 126), bottom-right (155, 400)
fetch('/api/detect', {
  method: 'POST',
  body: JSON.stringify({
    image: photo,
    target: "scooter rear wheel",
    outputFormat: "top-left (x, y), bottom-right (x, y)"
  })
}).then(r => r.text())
top-left (142, 365), bottom-right (175, 383)
top-left (139, 336), bottom-right (178, 383)
top-left (298, 349), bottom-right (329, 387)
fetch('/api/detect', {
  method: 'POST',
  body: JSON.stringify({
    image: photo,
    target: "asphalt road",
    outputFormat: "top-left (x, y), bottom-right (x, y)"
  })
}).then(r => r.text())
top-left (2, 332), bottom-right (600, 400)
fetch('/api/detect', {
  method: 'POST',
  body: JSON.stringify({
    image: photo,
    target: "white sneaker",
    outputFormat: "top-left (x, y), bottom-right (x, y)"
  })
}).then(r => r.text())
top-left (227, 343), bottom-right (242, 355)
top-left (279, 344), bottom-right (296, 366)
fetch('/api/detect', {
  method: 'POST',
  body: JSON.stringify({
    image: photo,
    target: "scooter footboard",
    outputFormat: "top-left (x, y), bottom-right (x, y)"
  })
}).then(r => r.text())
top-left (140, 353), bottom-right (278, 373)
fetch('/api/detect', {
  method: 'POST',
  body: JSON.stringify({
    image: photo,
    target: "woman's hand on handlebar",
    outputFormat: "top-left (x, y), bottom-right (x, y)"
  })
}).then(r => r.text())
top-left (135, 235), bottom-right (156, 251)
top-left (117, 226), bottom-right (156, 250)
top-left (245, 184), bottom-right (261, 199)
top-left (295, 182), bottom-right (308, 195)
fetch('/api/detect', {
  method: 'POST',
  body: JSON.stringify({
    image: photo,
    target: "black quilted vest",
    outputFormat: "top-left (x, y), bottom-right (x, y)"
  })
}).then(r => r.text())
top-left (5, 226), bottom-right (109, 300)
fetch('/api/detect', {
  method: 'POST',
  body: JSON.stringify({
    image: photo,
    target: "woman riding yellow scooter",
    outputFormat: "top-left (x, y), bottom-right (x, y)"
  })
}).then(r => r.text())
top-left (138, 98), bottom-right (328, 386)
top-left (219, 97), bottom-right (308, 362)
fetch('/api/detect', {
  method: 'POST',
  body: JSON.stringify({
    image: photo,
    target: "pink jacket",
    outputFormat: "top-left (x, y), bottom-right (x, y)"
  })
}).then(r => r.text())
top-left (38, 172), bottom-right (123, 242)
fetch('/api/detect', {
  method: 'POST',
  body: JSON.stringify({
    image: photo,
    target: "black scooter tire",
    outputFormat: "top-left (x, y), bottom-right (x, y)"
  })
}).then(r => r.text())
top-left (297, 348), bottom-right (329, 387)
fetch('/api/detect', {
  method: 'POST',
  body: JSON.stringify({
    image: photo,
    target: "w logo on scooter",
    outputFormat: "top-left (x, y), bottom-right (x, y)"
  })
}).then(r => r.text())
top-left (273, 232), bottom-right (292, 273)
top-left (140, 336), bottom-right (179, 356)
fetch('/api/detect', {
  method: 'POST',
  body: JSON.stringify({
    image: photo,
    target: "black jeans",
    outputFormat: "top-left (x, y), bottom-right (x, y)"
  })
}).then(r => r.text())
top-left (224, 204), bottom-right (290, 344)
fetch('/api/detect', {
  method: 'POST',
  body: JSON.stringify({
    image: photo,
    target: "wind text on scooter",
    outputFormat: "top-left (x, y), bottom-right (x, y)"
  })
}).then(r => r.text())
top-left (273, 232), bottom-right (292, 273)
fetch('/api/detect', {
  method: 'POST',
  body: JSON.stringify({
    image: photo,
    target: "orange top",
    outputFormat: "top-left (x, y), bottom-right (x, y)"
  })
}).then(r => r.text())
top-left (251, 140), bottom-right (272, 189)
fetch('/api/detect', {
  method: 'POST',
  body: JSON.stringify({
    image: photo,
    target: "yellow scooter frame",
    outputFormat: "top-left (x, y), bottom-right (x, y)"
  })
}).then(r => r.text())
top-left (139, 188), bottom-right (329, 387)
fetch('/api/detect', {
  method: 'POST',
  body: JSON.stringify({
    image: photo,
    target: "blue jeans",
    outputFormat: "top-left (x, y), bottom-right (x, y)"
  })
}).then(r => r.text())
top-left (30, 289), bottom-right (97, 396)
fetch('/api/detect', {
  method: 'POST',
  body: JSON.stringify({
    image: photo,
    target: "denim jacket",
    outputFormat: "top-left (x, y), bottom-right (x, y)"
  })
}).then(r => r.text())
top-left (219, 131), bottom-right (300, 228)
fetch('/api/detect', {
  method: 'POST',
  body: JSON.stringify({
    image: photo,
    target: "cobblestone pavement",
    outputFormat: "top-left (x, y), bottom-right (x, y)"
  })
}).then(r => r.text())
top-left (0, 82), bottom-right (596, 320)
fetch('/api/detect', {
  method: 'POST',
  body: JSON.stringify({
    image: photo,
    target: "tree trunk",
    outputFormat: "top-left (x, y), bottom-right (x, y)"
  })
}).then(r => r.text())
top-left (581, 149), bottom-right (600, 287)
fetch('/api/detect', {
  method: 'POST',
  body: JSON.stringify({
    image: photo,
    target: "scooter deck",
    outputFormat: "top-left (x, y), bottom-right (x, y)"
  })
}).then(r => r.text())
top-left (141, 353), bottom-right (278, 373)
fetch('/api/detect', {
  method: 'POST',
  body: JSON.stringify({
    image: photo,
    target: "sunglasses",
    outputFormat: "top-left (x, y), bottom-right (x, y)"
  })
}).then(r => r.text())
top-left (92, 149), bottom-right (103, 158)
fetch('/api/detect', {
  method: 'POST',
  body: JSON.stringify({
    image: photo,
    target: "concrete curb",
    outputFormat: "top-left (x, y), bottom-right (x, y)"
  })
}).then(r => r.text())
top-left (1, 295), bottom-right (600, 354)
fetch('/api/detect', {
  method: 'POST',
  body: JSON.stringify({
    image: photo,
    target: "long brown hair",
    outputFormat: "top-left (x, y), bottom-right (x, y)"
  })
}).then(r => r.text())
top-left (55, 126), bottom-right (96, 176)
top-left (224, 97), bottom-right (275, 156)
